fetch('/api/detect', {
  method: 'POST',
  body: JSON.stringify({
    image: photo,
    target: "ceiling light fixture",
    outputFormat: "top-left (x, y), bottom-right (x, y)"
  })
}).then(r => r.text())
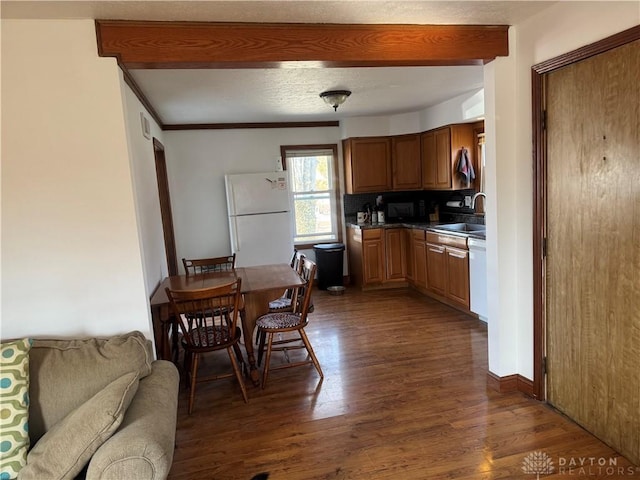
top-left (319, 90), bottom-right (351, 111)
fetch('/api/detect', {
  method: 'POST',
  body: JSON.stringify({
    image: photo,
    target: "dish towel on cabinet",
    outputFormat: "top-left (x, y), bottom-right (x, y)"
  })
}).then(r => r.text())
top-left (456, 147), bottom-right (475, 187)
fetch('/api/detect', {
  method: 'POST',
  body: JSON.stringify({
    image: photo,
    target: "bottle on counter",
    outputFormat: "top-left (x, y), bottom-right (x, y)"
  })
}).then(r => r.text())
top-left (377, 210), bottom-right (385, 223)
top-left (370, 207), bottom-right (377, 223)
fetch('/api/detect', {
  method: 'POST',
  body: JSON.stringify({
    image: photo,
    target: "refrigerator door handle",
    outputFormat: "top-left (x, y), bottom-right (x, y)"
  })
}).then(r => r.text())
top-left (230, 216), bottom-right (240, 252)
top-left (228, 183), bottom-right (237, 216)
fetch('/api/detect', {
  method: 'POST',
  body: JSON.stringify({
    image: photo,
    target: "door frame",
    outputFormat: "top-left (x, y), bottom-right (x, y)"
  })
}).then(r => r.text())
top-left (531, 25), bottom-right (640, 401)
top-left (153, 137), bottom-right (179, 276)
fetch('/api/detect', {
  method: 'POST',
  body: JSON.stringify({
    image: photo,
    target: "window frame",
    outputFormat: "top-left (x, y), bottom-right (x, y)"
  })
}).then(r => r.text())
top-left (280, 144), bottom-right (342, 249)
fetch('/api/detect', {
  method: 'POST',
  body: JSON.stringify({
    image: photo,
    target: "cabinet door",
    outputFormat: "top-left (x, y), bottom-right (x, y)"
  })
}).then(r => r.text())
top-left (404, 229), bottom-right (414, 282)
top-left (426, 243), bottom-right (447, 295)
top-left (384, 229), bottom-right (406, 281)
top-left (413, 239), bottom-right (427, 288)
top-left (363, 238), bottom-right (385, 284)
top-left (434, 127), bottom-right (452, 189)
top-left (449, 124), bottom-right (476, 190)
top-left (446, 247), bottom-right (470, 307)
top-left (421, 131), bottom-right (437, 188)
top-left (422, 124), bottom-right (476, 191)
top-left (345, 137), bottom-right (392, 193)
top-left (392, 134), bottom-right (421, 190)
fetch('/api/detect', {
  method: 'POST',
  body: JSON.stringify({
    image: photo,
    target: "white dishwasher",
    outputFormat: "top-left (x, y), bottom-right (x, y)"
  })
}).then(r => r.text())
top-left (468, 237), bottom-right (488, 323)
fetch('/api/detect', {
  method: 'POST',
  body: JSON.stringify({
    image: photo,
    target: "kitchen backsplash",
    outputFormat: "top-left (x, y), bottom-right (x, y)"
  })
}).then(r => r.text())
top-left (343, 189), bottom-right (483, 223)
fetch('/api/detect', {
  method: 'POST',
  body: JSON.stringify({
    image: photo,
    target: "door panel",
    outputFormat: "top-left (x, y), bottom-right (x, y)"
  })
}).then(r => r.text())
top-left (426, 243), bottom-right (446, 296)
top-left (363, 239), bottom-right (384, 284)
top-left (546, 40), bottom-right (640, 464)
top-left (446, 247), bottom-right (469, 307)
top-left (384, 228), bottom-right (406, 280)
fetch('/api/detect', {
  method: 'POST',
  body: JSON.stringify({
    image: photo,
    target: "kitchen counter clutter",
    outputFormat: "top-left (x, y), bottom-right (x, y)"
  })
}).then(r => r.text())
top-left (346, 220), bottom-right (485, 315)
top-left (346, 219), bottom-right (486, 240)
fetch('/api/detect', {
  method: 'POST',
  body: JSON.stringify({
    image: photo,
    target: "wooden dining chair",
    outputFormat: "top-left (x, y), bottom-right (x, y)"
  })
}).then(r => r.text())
top-left (252, 251), bottom-right (304, 347)
top-left (267, 251), bottom-right (305, 313)
top-left (256, 258), bottom-right (323, 389)
top-left (165, 278), bottom-right (248, 414)
top-left (182, 254), bottom-right (236, 275)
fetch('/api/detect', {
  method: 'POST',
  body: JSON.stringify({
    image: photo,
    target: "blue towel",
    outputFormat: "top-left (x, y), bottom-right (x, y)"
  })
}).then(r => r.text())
top-left (456, 147), bottom-right (475, 187)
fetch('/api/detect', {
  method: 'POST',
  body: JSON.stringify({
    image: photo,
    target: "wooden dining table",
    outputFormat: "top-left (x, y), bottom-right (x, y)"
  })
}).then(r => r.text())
top-left (149, 263), bottom-right (305, 385)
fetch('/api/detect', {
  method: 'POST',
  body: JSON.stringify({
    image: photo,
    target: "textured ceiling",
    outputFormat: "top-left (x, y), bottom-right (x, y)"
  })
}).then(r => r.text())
top-left (1, 1), bottom-right (555, 24)
top-left (3, 1), bottom-right (558, 124)
top-left (129, 66), bottom-right (485, 124)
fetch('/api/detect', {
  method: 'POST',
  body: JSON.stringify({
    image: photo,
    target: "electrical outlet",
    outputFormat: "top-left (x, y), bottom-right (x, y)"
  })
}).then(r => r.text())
top-left (464, 195), bottom-right (472, 207)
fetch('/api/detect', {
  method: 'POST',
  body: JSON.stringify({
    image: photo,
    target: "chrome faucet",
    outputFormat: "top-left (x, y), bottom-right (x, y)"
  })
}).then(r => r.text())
top-left (471, 192), bottom-right (486, 210)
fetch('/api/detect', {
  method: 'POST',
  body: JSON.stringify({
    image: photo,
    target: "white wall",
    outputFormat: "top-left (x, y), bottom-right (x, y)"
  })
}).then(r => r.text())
top-left (121, 83), bottom-right (167, 297)
top-left (1, 19), bottom-right (151, 340)
top-left (389, 112), bottom-right (421, 136)
top-left (419, 88), bottom-right (484, 131)
top-left (341, 88), bottom-right (485, 140)
top-left (163, 128), bottom-right (342, 270)
top-left (485, 2), bottom-right (640, 380)
top-left (340, 116), bottom-right (391, 138)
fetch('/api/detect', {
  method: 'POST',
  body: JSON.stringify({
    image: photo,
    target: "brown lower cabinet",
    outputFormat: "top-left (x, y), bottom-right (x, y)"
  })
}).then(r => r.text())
top-left (384, 228), bottom-right (406, 281)
top-left (445, 246), bottom-right (470, 306)
top-left (412, 229), bottom-right (427, 289)
top-left (362, 231), bottom-right (384, 284)
top-left (425, 242), bottom-right (447, 296)
top-left (347, 226), bottom-right (471, 312)
top-left (347, 227), bottom-right (408, 289)
top-left (425, 232), bottom-right (470, 310)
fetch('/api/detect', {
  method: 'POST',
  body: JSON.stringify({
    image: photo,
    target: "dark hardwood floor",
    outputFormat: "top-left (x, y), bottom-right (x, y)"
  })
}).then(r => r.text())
top-left (168, 288), bottom-right (638, 479)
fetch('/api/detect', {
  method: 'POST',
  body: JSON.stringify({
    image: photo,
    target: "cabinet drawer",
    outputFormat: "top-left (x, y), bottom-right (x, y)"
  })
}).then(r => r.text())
top-left (426, 231), bottom-right (467, 249)
top-left (411, 229), bottom-right (426, 241)
top-left (363, 228), bottom-right (383, 240)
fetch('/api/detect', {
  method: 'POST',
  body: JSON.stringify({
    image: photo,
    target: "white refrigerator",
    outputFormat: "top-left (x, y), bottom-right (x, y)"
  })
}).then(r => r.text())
top-left (225, 172), bottom-right (294, 267)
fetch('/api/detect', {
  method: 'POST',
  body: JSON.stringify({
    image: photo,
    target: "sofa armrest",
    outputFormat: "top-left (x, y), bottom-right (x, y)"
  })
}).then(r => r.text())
top-left (85, 360), bottom-right (179, 480)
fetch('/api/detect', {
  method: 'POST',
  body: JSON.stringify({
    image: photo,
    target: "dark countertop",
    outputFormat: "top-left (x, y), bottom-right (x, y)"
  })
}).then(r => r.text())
top-left (346, 220), bottom-right (486, 240)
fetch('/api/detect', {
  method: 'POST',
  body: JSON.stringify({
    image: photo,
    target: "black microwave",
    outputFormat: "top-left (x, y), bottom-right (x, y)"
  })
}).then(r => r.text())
top-left (386, 201), bottom-right (417, 222)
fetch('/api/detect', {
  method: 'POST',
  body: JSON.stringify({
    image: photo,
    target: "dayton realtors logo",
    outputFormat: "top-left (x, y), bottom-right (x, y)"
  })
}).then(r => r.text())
top-left (522, 451), bottom-right (555, 479)
top-left (522, 451), bottom-right (640, 477)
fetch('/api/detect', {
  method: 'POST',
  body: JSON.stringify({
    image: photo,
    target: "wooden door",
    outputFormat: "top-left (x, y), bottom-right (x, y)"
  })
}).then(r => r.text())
top-left (426, 243), bottom-right (447, 296)
top-left (391, 134), bottom-right (421, 190)
top-left (413, 238), bottom-right (427, 289)
top-left (384, 228), bottom-right (406, 281)
top-left (404, 229), bottom-right (414, 282)
top-left (362, 229), bottom-right (385, 285)
top-left (446, 247), bottom-right (469, 307)
top-left (545, 39), bottom-right (640, 464)
top-left (345, 137), bottom-right (392, 193)
top-left (421, 131), bottom-right (437, 188)
top-left (434, 128), bottom-right (452, 188)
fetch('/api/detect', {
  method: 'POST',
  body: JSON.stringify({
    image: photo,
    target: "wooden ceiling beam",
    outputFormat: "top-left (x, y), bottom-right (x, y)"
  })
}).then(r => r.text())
top-left (96, 20), bottom-right (509, 69)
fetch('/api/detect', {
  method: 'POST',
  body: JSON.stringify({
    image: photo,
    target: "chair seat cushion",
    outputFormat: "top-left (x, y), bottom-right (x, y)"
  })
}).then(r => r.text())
top-left (183, 326), bottom-right (240, 347)
top-left (256, 313), bottom-right (302, 330)
top-left (268, 297), bottom-right (292, 311)
top-left (268, 298), bottom-right (315, 313)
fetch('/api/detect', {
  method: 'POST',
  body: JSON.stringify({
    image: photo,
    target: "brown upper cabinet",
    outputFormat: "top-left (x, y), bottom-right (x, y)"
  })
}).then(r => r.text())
top-left (391, 134), bottom-right (422, 190)
top-left (421, 124), bottom-right (475, 190)
top-left (344, 123), bottom-right (478, 194)
top-left (343, 137), bottom-right (392, 194)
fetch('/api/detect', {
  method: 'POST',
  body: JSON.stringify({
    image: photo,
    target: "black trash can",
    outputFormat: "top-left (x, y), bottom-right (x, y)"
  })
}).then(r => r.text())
top-left (313, 243), bottom-right (345, 290)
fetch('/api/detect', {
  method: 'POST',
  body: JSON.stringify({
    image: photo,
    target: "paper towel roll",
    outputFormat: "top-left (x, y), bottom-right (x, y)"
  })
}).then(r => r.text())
top-left (446, 200), bottom-right (464, 208)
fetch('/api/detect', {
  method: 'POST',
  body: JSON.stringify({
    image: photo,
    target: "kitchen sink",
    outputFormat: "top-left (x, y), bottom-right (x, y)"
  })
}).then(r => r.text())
top-left (433, 223), bottom-right (486, 233)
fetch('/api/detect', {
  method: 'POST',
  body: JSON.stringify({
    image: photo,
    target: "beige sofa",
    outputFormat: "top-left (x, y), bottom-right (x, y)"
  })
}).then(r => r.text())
top-left (20, 331), bottom-right (179, 480)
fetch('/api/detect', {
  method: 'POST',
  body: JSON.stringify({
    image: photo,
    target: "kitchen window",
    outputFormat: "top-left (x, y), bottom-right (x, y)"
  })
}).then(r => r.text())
top-left (281, 145), bottom-right (340, 246)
